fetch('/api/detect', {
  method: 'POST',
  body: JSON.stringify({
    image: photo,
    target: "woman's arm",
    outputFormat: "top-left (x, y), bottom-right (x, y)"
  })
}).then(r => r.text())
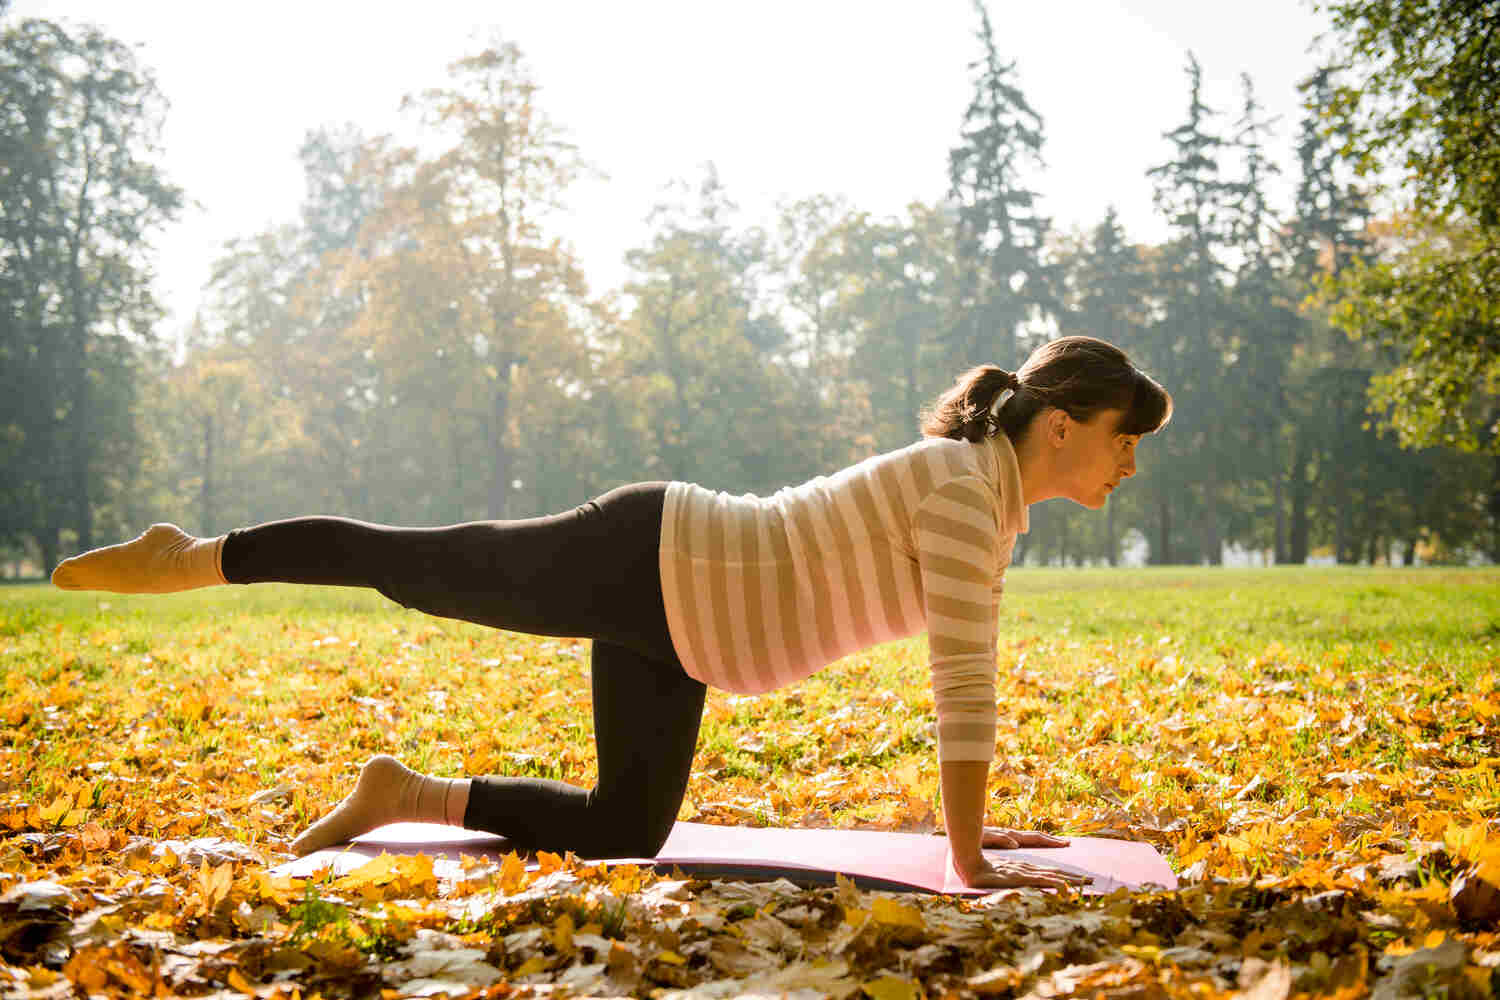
top-left (941, 760), bottom-right (1090, 889)
top-left (940, 760), bottom-right (990, 879)
top-left (913, 476), bottom-right (1086, 889)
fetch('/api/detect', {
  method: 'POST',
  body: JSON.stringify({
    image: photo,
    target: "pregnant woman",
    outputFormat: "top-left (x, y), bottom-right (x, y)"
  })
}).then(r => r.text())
top-left (52, 335), bottom-right (1170, 890)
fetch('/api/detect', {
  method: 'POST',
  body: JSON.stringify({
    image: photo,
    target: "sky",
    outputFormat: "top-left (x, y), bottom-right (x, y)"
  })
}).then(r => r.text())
top-left (11, 1), bottom-right (1336, 340)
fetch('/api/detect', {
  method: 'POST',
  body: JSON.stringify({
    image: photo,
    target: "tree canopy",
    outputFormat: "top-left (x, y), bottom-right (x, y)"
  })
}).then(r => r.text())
top-left (2, 10), bottom-right (1494, 572)
top-left (1314, 0), bottom-right (1500, 452)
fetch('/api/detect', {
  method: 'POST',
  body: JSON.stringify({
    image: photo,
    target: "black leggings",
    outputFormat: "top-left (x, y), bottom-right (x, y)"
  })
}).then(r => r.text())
top-left (220, 482), bottom-right (705, 858)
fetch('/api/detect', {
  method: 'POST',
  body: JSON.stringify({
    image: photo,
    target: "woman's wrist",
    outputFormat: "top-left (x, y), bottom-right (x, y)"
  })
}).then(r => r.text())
top-left (952, 848), bottom-right (991, 880)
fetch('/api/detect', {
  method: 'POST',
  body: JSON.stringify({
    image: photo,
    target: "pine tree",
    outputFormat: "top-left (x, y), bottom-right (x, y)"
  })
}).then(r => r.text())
top-left (1056, 209), bottom-right (1155, 565)
top-left (1287, 65), bottom-right (1375, 562)
top-left (1224, 72), bottom-right (1296, 563)
top-left (1144, 53), bottom-right (1235, 563)
top-left (947, 0), bottom-right (1052, 372)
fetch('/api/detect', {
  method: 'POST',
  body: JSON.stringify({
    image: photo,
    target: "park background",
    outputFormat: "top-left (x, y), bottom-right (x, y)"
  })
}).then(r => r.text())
top-left (4, 3), bottom-right (1500, 995)
top-left (2, 0), bottom-right (1497, 576)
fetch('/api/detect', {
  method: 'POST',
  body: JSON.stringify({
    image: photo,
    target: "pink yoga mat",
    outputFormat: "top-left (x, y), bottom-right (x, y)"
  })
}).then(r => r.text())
top-left (272, 822), bottom-right (1176, 895)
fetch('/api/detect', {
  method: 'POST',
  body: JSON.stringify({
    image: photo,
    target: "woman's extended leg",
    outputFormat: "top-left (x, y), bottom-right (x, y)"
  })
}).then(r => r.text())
top-left (52, 484), bottom-right (676, 663)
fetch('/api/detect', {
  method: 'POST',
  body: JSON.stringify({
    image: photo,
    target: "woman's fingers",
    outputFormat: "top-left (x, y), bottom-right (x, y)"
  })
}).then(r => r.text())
top-left (1011, 830), bottom-right (1071, 847)
top-left (965, 860), bottom-right (1092, 890)
top-left (981, 827), bottom-right (1071, 849)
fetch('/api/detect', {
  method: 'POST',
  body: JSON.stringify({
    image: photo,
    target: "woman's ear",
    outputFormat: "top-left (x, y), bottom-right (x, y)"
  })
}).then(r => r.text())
top-left (1046, 407), bottom-right (1070, 448)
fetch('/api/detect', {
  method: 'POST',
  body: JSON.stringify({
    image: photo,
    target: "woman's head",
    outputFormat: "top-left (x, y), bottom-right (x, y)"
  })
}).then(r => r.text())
top-left (922, 336), bottom-right (1172, 443)
top-left (921, 336), bottom-right (1173, 507)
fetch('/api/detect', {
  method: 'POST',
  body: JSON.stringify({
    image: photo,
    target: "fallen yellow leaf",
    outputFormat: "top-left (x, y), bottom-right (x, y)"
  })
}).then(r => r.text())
top-left (864, 974), bottom-right (918, 1000)
top-left (871, 897), bottom-right (924, 930)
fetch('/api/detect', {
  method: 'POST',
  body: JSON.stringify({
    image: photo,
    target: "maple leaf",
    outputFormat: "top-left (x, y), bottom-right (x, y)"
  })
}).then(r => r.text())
top-left (194, 859), bottom-right (234, 913)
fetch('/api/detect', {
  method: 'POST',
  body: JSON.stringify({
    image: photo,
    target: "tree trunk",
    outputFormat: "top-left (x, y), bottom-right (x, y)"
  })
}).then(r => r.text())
top-left (1155, 495), bottom-right (1171, 565)
top-left (1332, 383), bottom-right (1350, 563)
top-left (38, 526), bottom-right (58, 584)
top-left (451, 422), bottom-right (465, 523)
top-left (1403, 538), bottom-right (1418, 565)
top-left (1106, 496), bottom-right (1117, 567)
top-left (1206, 480), bottom-right (1223, 566)
top-left (201, 413), bottom-right (215, 536)
top-left (488, 360), bottom-right (513, 519)
top-left (1490, 452), bottom-right (1500, 563)
top-left (34, 319), bottom-right (63, 575)
top-left (69, 335), bottom-right (92, 552)
top-left (904, 336), bottom-right (919, 447)
top-left (1289, 430), bottom-right (1310, 563)
top-left (1270, 415), bottom-right (1285, 564)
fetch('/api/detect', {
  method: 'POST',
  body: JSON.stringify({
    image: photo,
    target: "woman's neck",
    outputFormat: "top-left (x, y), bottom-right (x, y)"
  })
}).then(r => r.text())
top-left (1010, 428), bottom-right (1060, 506)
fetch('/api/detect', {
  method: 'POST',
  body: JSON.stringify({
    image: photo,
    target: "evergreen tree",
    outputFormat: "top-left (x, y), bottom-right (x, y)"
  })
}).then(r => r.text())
top-left (1057, 209), bottom-right (1155, 565)
top-left (1224, 72), bottom-right (1296, 562)
top-left (947, 0), bottom-right (1052, 372)
top-left (1143, 53), bottom-right (1235, 563)
top-left (1286, 65), bottom-right (1376, 563)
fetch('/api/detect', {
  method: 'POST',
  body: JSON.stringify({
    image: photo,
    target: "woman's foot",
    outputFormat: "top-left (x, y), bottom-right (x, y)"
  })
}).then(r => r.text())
top-left (51, 523), bottom-right (227, 593)
top-left (291, 755), bottom-right (468, 856)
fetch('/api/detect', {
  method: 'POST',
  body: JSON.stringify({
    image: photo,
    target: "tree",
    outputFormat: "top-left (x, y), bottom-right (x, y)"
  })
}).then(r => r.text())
top-left (1314, 0), bottom-right (1500, 453)
top-left (399, 39), bottom-right (594, 518)
top-left (1053, 209), bottom-right (1155, 565)
top-left (611, 166), bottom-right (810, 493)
top-left (1223, 72), bottom-right (1299, 563)
top-left (0, 18), bottom-right (182, 572)
top-left (834, 203), bottom-right (957, 455)
top-left (131, 338), bottom-right (307, 536)
top-left (769, 194), bottom-right (879, 473)
top-left (947, 0), bottom-right (1052, 372)
top-left (1142, 53), bottom-right (1237, 563)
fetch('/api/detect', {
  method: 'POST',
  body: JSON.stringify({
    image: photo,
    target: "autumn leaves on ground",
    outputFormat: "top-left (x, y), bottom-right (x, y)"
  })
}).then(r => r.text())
top-left (1, 567), bottom-right (1497, 998)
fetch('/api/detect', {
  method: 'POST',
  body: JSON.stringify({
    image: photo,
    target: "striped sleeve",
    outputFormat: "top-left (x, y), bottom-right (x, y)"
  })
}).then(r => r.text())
top-left (913, 474), bottom-right (999, 765)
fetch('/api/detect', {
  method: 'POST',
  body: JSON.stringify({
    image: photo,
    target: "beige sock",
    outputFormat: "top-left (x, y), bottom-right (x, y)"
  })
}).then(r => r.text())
top-left (50, 523), bottom-right (228, 594)
top-left (291, 755), bottom-right (470, 857)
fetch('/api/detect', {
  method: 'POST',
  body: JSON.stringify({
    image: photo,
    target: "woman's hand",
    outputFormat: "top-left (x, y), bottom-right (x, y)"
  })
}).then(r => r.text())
top-left (958, 855), bottom-right (1092, 890)
top-left (981, 827), bottom-right (1071, 850)
top-left (953, 827), bottom-right (1088, 890)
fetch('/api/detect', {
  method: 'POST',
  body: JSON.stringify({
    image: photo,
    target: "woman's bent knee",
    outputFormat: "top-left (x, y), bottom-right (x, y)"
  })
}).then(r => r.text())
top-left (583, 792), bottom-right (675, 858)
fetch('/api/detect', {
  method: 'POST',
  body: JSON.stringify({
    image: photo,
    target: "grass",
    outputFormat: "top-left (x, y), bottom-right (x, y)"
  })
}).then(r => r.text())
top-left (3, 566), bottom-right (1495, 860)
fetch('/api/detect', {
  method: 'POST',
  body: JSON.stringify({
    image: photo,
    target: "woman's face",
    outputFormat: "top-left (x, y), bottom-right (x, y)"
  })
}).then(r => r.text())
top-left (1057, 407), bottom-right (1140, 509)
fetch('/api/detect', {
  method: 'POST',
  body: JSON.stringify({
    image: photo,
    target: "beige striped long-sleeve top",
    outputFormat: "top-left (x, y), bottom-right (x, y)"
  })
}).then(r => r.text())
top-left (658, 433), bottom-right (1029, 764)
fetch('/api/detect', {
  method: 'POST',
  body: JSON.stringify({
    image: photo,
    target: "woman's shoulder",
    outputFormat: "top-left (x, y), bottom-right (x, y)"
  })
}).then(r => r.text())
top-left (880, 435), bottom-right (989, 478)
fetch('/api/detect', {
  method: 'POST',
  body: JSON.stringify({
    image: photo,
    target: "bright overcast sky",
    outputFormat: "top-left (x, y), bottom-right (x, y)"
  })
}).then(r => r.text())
top-left (12, 1), bottom-right (1334, 337)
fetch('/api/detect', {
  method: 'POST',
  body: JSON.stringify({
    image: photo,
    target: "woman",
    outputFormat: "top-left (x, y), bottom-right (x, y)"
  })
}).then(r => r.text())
top-left (52, 335), bottom-right (1170, 890)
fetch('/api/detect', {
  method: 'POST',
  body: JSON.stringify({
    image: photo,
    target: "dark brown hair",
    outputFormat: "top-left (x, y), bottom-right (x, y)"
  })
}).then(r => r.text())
top-left (920, 336), bottom-right (1173, 443)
